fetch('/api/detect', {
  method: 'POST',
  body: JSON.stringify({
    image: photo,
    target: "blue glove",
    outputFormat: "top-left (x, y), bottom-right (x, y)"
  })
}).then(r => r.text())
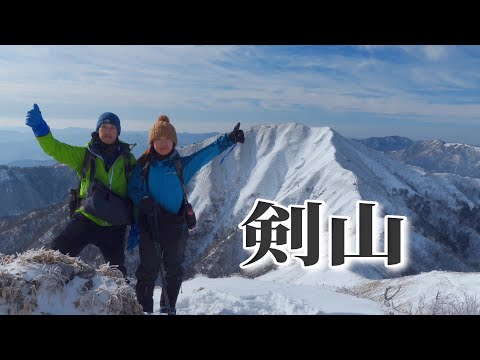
top-left (26, 103), bottom-right (50, 137)
top-left (127, 223), bottom-right (140, 250)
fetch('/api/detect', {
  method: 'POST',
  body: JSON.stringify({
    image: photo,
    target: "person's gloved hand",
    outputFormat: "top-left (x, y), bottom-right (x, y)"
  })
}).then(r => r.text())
top-left (26, 104), bottom-right (50, 137)
top-left (140, 196), bottom-right (155, 212)
top-left (127, 223), bottom-right (140, 250)
top-left (228, 122), bottom-right (244, 144)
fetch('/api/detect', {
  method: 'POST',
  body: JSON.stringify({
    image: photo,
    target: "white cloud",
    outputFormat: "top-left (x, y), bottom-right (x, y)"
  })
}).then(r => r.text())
top-left (399, 45), bottom-right (451, 61)
top-left (423, 45), bottom-right (450, 61)
top-left (356, 45), bottom-right (386, 51)
top-left (1, 45), bottom-right (480, 132)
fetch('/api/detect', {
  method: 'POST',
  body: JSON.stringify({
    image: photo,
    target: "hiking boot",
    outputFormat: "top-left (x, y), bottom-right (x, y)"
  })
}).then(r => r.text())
top-left (160, 307), bottom-right (176, 315)
top-left (136, 281), bottom-right (154, 313)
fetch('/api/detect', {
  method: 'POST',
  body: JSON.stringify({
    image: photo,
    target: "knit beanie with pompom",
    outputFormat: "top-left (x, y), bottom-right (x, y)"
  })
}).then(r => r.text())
top-left (148, 115), bottom-right (178, 146)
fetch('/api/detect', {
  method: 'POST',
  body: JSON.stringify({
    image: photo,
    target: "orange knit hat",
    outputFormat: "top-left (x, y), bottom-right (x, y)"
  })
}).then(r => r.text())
top-left (148, 115), bottom-right (178, 146)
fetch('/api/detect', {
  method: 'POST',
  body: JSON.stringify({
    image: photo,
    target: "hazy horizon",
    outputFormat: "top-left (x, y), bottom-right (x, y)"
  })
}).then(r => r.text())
top-left (1, 123), bottom-right (478, 147)
top-left (1, 45), bottom-right (479, 144)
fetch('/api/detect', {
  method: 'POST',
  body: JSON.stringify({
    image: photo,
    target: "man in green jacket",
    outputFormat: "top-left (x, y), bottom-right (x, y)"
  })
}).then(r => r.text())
top-left (25, 104), bottom-right (136, 277)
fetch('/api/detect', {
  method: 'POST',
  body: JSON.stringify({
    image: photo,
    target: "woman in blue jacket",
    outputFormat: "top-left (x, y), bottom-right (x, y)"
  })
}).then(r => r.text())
top-left (128, 115), bottom-right (244, 314)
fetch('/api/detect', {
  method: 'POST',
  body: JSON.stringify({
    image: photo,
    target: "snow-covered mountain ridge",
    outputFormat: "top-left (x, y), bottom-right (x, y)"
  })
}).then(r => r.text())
top-left (184, 123), bottom-right (480, 278)
top-left (4, 123), bottom-right (480, 282)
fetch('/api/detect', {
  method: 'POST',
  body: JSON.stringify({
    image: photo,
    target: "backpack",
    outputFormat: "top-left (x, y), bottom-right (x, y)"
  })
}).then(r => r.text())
top-left (68, 149), bottom-right (133, 218)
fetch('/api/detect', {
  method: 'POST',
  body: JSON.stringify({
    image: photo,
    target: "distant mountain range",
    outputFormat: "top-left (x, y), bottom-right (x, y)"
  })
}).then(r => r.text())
top-left (0, 127), bottom-right (219, 165)
top-left (358, 136), bottom-right (480, 179)
top-left (7, 159), bottom-right (58, 167)
top-left (357, 136), bottom-right (414, 152)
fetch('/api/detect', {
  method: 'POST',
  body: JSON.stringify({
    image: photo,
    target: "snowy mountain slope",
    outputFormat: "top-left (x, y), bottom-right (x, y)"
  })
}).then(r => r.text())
top-left (183, 124), bottom-right (363, 278)
top-left (4, 123), bottom-right (480, 285)
top-left (0, 248), bottom-right (386, 315)
top-left (334, 133), bottom-right (479, 211)
top-left (361, 136), bottom-right (480, 180)
top-left (250, 259), bottom-right (480, 315)
top-left (334, 134), bottom-right (480, 270)
top-left (5, 124), bottom-right (480, 315)
top-left (182, 123), bottom-right (480, 280)
top-left (162, 275), bottom-right (385, 315)
top-left (5, 249), bottom-right (479, 315)
top-left (345, 270), bottom-right (480, 314)
top-left (0, 203), bottom-right (70, 254)
top-left (0, 164), bottom-right (77, 217)
top-left (392, 140), bottom-right (480, 179)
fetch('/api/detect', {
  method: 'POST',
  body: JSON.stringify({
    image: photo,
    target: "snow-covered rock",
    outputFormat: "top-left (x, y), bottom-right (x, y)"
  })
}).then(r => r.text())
top-left (0, 249), bottom-right (143, 315)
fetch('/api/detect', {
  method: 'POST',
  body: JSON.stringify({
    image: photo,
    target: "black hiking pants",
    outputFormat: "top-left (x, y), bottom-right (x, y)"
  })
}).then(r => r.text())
top-left (50, 212), bottom-right (128, 277)
top-left (135, 211), bottom-right (189, 313)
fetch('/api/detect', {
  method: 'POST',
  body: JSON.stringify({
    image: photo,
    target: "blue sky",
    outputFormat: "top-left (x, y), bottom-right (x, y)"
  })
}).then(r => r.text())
top-left (1, 45), bottom-right (480, 144)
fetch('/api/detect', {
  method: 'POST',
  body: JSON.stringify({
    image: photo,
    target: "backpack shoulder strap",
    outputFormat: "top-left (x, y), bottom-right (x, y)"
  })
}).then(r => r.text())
top-left (78, 149), bottom-right (96, 197)
top-left (80, 149), bottom-right (94, 181)
top-left (87, 151), bottom-right (96, 196)
top-left (122, 142), bottom-right (136, 179)
top-left (123, 152), bottom-right (133, 179)
top-left (173, 158), bottom-right (185, 185)
top-left (141, 160), bottom-right (151, 193)
top-left (173, 158), bottom-right (189, 205)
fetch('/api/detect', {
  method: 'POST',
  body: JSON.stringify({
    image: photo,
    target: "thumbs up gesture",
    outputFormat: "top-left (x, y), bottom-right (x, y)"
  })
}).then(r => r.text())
top-left (228, 122), bottom-right (244, 144)
top-left (26, 103), bottom-right (50, 137)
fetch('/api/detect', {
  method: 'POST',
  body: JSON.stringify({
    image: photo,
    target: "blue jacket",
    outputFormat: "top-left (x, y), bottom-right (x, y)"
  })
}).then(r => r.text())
top-left (128, 133), bottom-right (235, 215)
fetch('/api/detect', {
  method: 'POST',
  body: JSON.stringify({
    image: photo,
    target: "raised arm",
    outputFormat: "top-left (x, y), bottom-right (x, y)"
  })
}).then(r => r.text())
top-left (26, 104), bottom-right (85, 172)
top-left (182, 122), bottom-right (244, 184)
